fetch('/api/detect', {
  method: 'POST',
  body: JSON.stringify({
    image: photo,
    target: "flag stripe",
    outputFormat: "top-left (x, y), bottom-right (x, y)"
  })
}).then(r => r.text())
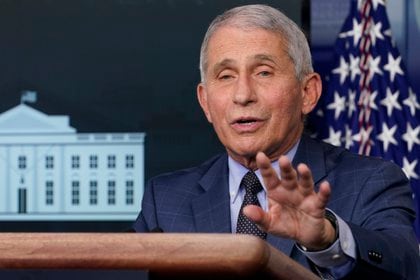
top-left (312, 0), bottom-right (420, 240)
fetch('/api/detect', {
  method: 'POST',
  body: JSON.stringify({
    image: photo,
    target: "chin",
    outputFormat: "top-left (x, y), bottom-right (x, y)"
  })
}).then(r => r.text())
top-left (229, 146), bottom-right (260, 160)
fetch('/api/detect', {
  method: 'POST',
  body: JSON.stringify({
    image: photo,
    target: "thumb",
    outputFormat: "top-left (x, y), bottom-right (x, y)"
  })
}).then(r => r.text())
top-left (243, 205), bottom-right (270, 231)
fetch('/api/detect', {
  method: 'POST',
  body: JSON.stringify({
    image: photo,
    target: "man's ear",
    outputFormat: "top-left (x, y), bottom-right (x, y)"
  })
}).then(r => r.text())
top-left (197, 83), bottom-right (213, 123)
top-left (301, 73), bottom-right (322, 115)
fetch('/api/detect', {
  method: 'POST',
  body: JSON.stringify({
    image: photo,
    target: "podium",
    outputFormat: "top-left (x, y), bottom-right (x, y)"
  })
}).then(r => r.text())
top-left (0, 233), bottom-right (319, 279)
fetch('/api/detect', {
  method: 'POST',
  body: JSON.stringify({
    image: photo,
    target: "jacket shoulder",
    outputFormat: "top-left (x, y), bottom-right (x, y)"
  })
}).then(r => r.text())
top-left (148, 153), bottom-right (227, 187)
top-left (309, 136), bottom-right (405, 174)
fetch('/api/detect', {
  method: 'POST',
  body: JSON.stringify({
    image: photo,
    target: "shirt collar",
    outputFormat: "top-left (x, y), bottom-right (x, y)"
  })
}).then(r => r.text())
top-left (228, 139), bottom-right (300, 204)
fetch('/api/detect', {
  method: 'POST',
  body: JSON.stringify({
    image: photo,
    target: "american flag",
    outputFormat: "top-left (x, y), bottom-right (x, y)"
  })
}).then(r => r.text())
top-left (313, 0), bottom-right (420, 239)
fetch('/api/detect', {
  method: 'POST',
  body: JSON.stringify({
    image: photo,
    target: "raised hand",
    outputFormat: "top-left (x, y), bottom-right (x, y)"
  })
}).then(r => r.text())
top-left (243, 152), bottom-right (336, 251)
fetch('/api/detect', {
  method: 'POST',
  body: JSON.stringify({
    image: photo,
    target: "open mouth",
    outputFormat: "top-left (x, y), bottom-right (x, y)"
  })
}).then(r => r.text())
top-left (233, 117), bottom-right (261, 125)
top-left (230, 117), bottom-right (264, 132)
top-left (236, 118), bottom-right (258, 124)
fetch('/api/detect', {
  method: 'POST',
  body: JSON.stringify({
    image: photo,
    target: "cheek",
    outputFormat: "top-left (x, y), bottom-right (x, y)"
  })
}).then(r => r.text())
top-left (206, 98), bottom-right (227, 125)
top-left (207, 90), bottom-right (230, 113)
top-left (267, 93), bottom-right (302, 123)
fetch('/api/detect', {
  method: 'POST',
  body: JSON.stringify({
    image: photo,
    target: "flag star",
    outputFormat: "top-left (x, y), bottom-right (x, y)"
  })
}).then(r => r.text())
top-left (368, 56), bottom-right (383, 82)
top-left (380, 88), bottom-right (402, 116)
top-left (332, 57), bottom-right (349, 84)
top-left (344, 125), bottom-right (354, 149)
top-left (352, 126), bottom-right (374, 145)
top-left (384, 53), bottom-right (404, 82)
top-left (383, 29), bottom-right (396, 47)
top-left (338, 18), bottom-right (361, 42)
top-left (310, 131), bottom-right (319, 138)
top-left (351, 18), bottom-right (363, 47)
top-left (402, 123), bottom-right (420, 152)
top-left (377, 123), bottom-right (398, 152)
top-left (347, 90), bottom-right (357, 117)
top-left (357, 0), bottom-right (364, 11)
top-left (383, 29), bottom-right (392, 37)
top-left (316, 109), bottom-right (324, 117)
top-left (349, 18), bottom-right (362, 47)
top-left (369, 21), bottom-right (384, 46)
top-left (324, 127), bottom-right (342, 147)
top-left (402, 157), bottom-right (419, 180)
top-left (345, 41), bottom-right (350, 50)
top-left (403, 88), bottom-right (420, 116)
top-left (361, 91), bottom-right (379, 111)
top-left (327, 92), bottom-right (347, 119)
top-left (349, 54), bottom-right (361, 81)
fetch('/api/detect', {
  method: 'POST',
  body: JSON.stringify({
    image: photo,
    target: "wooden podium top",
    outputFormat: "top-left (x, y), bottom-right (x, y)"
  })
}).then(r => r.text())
top-left (0, 233), bottom-right (318, 279)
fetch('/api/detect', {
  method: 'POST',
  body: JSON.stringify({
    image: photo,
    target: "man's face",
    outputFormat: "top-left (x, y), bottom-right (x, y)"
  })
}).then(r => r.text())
top-left (197, 26), bottom-right (320, 168)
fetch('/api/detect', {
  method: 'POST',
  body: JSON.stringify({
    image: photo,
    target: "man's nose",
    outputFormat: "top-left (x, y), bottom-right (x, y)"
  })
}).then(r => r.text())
top-left (232, 76), bottom-right (256, 105)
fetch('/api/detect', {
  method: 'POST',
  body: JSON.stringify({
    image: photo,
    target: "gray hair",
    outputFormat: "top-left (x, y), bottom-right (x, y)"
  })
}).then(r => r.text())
top-left (199, 4), bottom-right (313, 82)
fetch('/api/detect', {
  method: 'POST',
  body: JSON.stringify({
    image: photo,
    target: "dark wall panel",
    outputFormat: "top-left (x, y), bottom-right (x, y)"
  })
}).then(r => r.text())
top-left (0, 0), bottom-right (305, 231)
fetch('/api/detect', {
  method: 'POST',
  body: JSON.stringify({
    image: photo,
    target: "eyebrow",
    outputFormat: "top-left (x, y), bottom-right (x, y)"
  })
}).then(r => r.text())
top-left (212, 59), bottom-right (235, 77)
top-left (253, 54), bottom-right (277, 65)
top-left (211, 54), bottom-right (278, 77)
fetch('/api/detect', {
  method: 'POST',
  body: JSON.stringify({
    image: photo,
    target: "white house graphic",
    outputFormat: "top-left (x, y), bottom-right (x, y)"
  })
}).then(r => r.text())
top-left (0, 104), bottom-right (145, 221)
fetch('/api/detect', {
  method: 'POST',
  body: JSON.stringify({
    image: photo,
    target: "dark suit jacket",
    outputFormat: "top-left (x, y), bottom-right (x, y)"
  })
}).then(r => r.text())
top-left (133, 136), bottom-right (420, 279)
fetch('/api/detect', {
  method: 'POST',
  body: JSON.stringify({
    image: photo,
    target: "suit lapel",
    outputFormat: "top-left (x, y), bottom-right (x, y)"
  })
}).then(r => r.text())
top-left (192, 154), bottom-right (232, 233)
top-left (293, 135), bottom-right (327, 186)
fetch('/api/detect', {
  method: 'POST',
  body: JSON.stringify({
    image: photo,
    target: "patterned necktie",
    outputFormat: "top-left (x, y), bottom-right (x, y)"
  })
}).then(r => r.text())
top-left (236, 171), bottom-right (267, 239)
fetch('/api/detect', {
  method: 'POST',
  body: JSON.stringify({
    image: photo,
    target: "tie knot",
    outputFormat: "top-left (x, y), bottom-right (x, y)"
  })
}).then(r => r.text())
top-left (241, 171), bottom-right (263, 195)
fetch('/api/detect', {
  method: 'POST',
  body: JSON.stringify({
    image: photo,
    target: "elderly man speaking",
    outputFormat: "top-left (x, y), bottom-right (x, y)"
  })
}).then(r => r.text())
top-left (133, 4), bottom-right (419, 279)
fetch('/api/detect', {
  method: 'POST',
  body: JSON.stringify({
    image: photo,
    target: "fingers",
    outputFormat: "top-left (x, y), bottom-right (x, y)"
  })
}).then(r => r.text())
top-left (278, 156), bottom-right (298, 190)
top-left (279, 156), bottom-right (314, 195)
top-left (257, 153), bottom-right (313, 194)
top-left (297, 163), bottom-right (314, 196)
top-left (256, 151), bottom-right (328, 205)
top-left (243, 205), bottom-right (270, 231)
top-left (317, 181), bottom-right (331, 209)
top-left (249, 152), bottom-right (333, 238)
top-left (256, 152), bottom-right (281, 191)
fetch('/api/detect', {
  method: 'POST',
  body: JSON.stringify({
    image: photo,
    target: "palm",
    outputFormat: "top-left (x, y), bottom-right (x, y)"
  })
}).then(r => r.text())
top-left (244, 152), bottom-right (333, 250)
top-left (265, 190), bottom-right (326, 245)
